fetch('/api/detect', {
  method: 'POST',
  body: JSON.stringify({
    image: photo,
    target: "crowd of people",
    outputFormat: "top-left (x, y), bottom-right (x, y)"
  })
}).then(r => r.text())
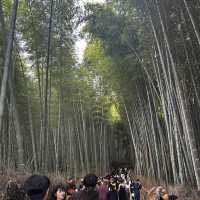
top-left (0, 168), bottom-right (179, 200)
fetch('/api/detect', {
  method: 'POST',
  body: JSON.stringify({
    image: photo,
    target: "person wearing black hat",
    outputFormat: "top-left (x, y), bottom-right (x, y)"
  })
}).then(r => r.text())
top-left (71, 174), bottom-right (99, 200)
top-left (22, 175), bottom-right (50, 200)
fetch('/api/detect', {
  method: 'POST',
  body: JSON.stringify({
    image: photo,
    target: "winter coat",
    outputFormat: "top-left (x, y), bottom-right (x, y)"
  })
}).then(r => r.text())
top-left (107, 191), bottom-right (118, 200)
top-left (169, 194), bottom-right (178, 200)
top-left (71, 188), bottom-right (99, 200)
top-left (130, 182), bottom-right (142, 200)
top-left (118, 187), bottom-right (129, 200)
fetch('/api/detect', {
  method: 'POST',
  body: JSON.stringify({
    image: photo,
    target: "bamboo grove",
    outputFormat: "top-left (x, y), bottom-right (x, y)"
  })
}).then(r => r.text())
top-left (0, 0), bottom-right (117, 177)
top-left (0, 0), bottom-right (200, 191)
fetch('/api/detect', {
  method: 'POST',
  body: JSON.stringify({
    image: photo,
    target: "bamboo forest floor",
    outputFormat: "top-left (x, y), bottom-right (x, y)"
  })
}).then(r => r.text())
top-left (0, 169), bottom-right (199, 200)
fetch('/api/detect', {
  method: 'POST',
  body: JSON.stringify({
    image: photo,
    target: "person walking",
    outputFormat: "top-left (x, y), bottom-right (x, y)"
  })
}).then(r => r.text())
top-left (130, 179), bottom-right (142, 200)
top-left (22, 175), bottom-right (50, 200)
top-left (98, 179), bottom-right (109, 200)
top-left (50, 184), bottom-right (66, 200)
top-left (118, 184), bottom-right (129, 200)
top-left (71, 174), bottom-right (99, 200)
top-left (107, 184), bottom-right (118, 200)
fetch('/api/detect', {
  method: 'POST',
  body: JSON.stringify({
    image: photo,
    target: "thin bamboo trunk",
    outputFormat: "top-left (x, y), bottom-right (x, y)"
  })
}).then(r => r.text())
top-left (9, 77), bottom-right (24, 171)
top-left (156, 0), bottom-right (200, 189)
top-left (182, 0), bottom-right (200, 47)
top-left (0, 0), bottom-right (18, 138)
top-left (124, 103), bottom-right (141, 175)
top-left (43, 0), bottom-right (54, 171)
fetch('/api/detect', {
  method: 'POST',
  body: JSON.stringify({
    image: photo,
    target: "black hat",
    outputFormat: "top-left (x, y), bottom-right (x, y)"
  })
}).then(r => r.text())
top-left (83, 174), bottom-right (98, 187)
top-left (22, 175), bottom-right (50, 200)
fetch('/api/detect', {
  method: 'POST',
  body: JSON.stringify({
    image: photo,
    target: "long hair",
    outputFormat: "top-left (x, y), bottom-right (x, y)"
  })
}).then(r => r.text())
top-left (50, 184), bottom-right (66, 200)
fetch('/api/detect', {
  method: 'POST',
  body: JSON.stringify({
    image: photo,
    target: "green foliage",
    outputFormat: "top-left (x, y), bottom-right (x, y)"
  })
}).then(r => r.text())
top-left (18, 0), bottom-right (29, 17)
top-left (83, 3), bottom-right (148, 105)
top-left (2, 0), bottom-right (12, 17)
top-left (108, 103), bottom-right (121, 123)
top-left (84, 39), bottom-right (114, 91)
top-left (84, 3), bottom-right (136, 58)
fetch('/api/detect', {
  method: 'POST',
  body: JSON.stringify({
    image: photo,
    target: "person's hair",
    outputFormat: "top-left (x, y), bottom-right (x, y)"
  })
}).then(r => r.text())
top-left (83, 174), bottom-right (98, 187)
top-left (50, 184), bottom-right (66, 200)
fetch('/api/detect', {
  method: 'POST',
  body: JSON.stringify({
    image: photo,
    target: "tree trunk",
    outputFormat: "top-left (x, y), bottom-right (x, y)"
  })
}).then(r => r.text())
top-left (182, 0), bottom-right (200, 47)
top-left (0, 0), bottom-right (18, 137)
top-left (9, 76), bottom-right (24, 171)
top-left (155, 0), bottom-right (200, 189)
top-left (0, 0), bottom-right (24, 171)
top-left (0, 0), bottom-right (6, 59)
top-left (43, 0), bottom-right (54, 172)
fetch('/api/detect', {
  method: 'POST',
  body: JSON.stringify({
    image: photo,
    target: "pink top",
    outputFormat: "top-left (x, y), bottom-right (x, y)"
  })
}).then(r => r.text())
top-left (98, 185), bottom-right (109, 200)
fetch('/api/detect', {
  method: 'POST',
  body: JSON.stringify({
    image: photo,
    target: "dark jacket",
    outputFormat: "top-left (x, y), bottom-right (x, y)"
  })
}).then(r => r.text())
top-left (107, 190), bottom-right (118, 200)
top-left (71, 188), bottom-right (99, 200)
top-left (130, 182), bottom-right (142, 200)
top-left (169, 194), bottom-right (178, 200)
top-left (118, 186), bottom-right (129, 200)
